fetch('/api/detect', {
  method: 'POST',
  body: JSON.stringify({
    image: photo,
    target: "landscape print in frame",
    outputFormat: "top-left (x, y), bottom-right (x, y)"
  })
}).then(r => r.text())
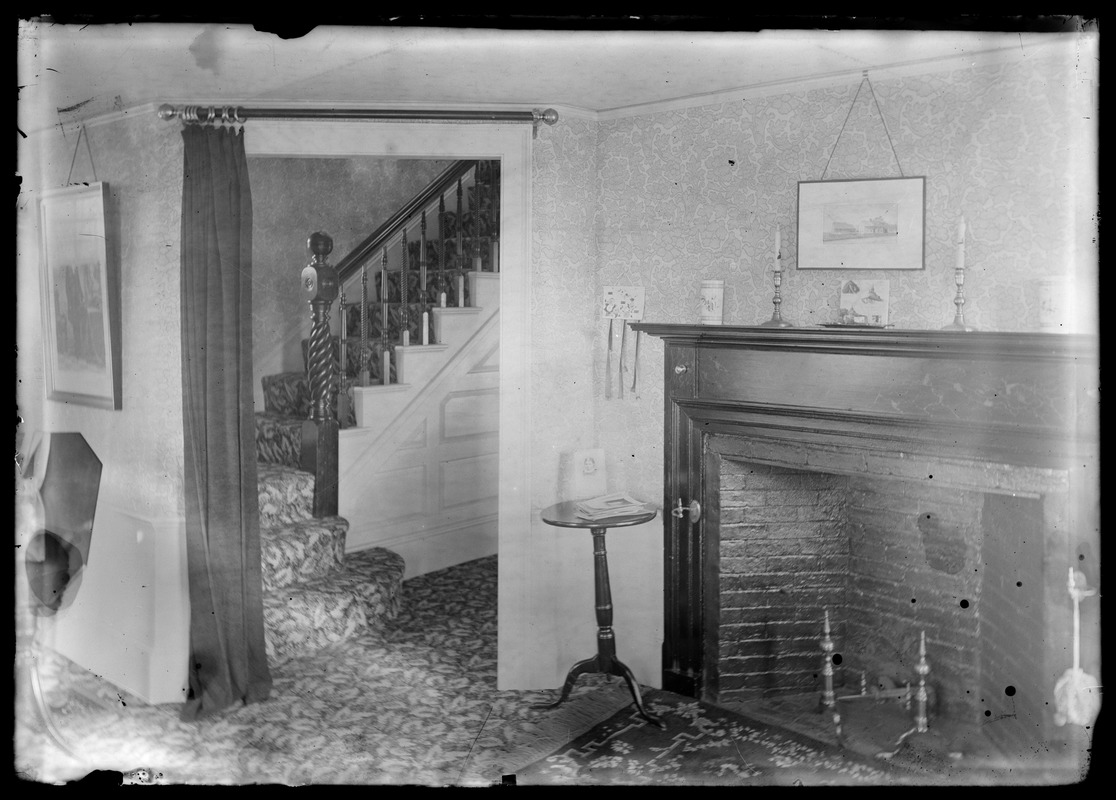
top-left (38, 182), bottom-right (122, 409)
top-left (797, 177), bottom-right (925, 270)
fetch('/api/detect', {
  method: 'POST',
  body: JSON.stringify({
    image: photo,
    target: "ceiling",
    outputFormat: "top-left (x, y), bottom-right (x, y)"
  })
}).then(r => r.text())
top-left (17, 21), bottom-right (1083, 135)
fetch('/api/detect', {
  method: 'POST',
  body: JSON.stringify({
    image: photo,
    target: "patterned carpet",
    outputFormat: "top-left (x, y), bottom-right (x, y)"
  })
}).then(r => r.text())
top-left (516, 691), bottom-right (896, 786)
top-left (14, 556), bottom-right (635, 787)
top-left (14, 555), bottom-right (1095, 787)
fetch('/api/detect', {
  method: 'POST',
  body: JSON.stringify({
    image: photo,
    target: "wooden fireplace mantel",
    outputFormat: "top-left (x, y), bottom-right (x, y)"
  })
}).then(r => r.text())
top-left (630, 323), bottom-right (1099, 701)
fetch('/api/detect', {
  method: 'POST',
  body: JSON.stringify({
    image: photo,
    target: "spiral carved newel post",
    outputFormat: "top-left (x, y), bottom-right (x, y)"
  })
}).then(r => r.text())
top-left (299, 232), bottom-right (340, 517)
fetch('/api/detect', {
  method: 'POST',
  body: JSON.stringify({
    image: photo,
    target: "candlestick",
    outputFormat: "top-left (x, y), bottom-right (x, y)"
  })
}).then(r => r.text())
top-left (942, 216), bottom-right (976, 331)
top-left (422, 311), bottom-right (429, 345)
top-left (758, 266), bottom-right (793, 327)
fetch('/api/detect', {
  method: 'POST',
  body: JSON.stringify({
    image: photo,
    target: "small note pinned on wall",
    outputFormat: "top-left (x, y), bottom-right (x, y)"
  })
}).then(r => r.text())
top-left (602, 286), bottom-right (645, 320)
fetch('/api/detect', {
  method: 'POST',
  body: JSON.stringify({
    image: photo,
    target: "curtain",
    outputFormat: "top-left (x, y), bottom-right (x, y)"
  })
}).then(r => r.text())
top-left (179, 124), bottom-right (271, 719)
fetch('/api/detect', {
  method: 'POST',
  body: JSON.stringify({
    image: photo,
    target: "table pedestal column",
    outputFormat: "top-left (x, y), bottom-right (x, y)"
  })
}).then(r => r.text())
top-left (533, 525), bottom-right (664, 728)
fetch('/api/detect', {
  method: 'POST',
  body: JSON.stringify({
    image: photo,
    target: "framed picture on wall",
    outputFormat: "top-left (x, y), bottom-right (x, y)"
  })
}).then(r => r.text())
top-left (39, 182), bottom-right (122, 409)
top-left (797, 177), bottom-right (925, 270)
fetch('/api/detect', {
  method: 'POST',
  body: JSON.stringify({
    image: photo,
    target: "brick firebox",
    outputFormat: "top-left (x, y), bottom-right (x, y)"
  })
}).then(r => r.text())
top-left (633, 324), bottom-right (1099, 763)
top-left (716, 457), bottom-right (1055, 757)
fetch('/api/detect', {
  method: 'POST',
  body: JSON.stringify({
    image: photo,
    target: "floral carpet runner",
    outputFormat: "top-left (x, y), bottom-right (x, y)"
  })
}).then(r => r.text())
top-left (516, 690), bottom-right (895, 786)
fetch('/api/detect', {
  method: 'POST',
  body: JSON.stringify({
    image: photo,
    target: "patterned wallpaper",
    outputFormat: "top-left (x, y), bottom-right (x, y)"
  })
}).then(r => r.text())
top-left (528, 116), bottom-right (601, 508)
top-left (18, 114), bottom-right (186, 518)
top-left (249, 157), bottom-right (453, 388)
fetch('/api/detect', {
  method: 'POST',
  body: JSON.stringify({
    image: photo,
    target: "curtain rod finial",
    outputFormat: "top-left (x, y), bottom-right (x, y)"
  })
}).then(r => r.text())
top-left (157, 104), bottom-right (178, 121)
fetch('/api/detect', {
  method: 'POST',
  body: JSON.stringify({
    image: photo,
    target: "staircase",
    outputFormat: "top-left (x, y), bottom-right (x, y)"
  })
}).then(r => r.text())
top-left (252, 160), bottom-right (500, 661)
top-left (255, 400), bottom-right (405, 664)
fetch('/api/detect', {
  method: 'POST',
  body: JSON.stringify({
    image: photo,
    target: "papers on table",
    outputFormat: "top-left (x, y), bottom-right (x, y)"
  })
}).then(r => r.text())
top-left (575, 492), bottom-right (648, 521)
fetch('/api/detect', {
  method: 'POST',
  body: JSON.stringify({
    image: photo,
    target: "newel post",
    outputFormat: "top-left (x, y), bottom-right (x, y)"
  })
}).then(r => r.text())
top-left (300, 231), bottom-right (339, 517)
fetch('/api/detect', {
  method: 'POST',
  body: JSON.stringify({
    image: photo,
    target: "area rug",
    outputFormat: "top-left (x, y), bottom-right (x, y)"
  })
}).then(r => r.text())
top-left (515, 690), bottom-right (901, 786)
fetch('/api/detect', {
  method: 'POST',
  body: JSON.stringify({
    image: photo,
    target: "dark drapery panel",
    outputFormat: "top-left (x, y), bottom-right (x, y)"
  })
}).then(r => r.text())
top-left (179, 125), bottom-right (271, 719)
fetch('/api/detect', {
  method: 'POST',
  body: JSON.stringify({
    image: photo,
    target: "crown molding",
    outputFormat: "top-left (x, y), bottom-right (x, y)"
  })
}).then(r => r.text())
top-left (595, 39), bottom-right (1072, 121)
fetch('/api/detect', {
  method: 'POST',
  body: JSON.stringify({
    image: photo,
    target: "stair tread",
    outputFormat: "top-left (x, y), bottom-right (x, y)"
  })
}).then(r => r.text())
top-left (264, 548), bottom-right (403, 612)
top-left (258, 462), bottom-right (315, 526)
top-left (260, 515), bottom-right (349, 593)
top-left (262, 546), bottom-right (405, 663)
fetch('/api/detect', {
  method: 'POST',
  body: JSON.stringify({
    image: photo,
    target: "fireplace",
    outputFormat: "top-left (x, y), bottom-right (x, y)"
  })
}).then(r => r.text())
top-left (632, 324), bottom-right (1099, 762)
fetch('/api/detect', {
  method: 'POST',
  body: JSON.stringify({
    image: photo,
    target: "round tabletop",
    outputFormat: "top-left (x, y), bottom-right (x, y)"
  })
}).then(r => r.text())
top-left (541, 501), bottom-right (658, 530)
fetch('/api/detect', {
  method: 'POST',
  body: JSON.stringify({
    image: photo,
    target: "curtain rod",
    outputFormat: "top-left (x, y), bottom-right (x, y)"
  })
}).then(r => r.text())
top-left (157, 104), bottom-right (559, 135)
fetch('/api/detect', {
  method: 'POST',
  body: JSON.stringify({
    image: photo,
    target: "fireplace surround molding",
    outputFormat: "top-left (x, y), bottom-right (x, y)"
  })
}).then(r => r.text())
top-left (631, 324), bottom-right (1099, 753)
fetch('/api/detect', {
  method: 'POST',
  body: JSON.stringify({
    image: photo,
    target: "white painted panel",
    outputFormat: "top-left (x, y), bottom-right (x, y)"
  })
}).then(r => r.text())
top-left (370, 464), bottom-right (428, 523)
top-left (442, 388), bottom-right (499, 441)
top-left (442, 452), bottom-right (499, 509)
top-left (40, 504), bottom-right (189, 705)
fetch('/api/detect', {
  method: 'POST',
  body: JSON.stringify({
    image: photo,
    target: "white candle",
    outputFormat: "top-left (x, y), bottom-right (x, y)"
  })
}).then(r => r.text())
top-left (955, 216), bottom-right (966, 271)
top-left (824, 608), bottom-right (830, 636)
top-left (382, 350), bottom-right (391, 385)
top-left (774, 226), bottom-right (783, 271)
top-left (402, 330), bottom-right (409, 347)
top-left (421, 312), bottom-right (429, 345)
top-left (457, 275), bottom-right (465, 307)
top-left (439, 291), bottom-right (447, 308)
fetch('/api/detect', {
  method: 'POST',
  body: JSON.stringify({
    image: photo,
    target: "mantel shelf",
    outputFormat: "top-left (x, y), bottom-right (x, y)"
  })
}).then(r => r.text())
top-left (629, 323), bottom-right (1097, 363)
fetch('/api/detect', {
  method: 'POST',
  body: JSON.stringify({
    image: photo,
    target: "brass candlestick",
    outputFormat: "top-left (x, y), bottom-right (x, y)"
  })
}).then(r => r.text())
top-left (759, 266), bottom-right (793, 327)
top-left (943, 217), bottom-right (976, 331)
top-left (941, 265), bottom-right (976, 331)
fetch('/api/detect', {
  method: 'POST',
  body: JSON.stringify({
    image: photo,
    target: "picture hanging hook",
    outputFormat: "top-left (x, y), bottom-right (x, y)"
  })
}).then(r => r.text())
top-left (65, 124), bottom-right (99, 186)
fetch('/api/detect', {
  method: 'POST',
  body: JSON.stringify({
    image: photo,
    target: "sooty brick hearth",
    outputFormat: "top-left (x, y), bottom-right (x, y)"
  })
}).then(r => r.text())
top-left (716, 457), bottom-right (1046, 754)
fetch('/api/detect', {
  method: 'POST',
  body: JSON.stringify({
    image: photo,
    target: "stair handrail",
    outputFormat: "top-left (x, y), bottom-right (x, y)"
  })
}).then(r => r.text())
top-left (334, 159), bottom-right (480, 285)
top-left (333, 157), bottom-right (498, 389)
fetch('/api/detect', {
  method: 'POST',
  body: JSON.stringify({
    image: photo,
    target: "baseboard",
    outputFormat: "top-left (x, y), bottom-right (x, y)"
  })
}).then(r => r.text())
top-left (348, 514), bottom-right (497, 579)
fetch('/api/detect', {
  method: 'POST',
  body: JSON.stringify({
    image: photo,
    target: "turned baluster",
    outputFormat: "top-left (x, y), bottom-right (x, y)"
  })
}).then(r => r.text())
top-left (438, 193), bottom-right (448, 306)
top-left (491, 160), bottom-right (500, 273)
top-left (359, 265), bottom-right (369, 386)
top-left (473, 165), bottom-right (483, 272)
top-left (400, 228), bottom-right (409, 346)
top-left (420, 211), bottom-right (429, 345)
top-left (456, 177), bottom-right (464, 273)
top-left (380, 246), bottom-right (389, 385)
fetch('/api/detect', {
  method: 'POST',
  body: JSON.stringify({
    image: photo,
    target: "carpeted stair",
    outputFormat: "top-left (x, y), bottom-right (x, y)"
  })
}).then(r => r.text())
top-left (255, 381), bottom-right (405, 665)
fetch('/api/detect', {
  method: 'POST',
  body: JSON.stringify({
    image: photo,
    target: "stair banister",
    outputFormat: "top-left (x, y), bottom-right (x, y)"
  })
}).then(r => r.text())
top-left (299, 231), bottom-right (340, 518)
top-left (334, 160), bottom-right (480, 286)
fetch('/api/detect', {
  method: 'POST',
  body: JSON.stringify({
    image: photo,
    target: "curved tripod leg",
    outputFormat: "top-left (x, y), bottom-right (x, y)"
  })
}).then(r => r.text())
top-left (615, 659), bottom-right (665, 728)
top-left (531, 656), bottom-right (599, 710)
